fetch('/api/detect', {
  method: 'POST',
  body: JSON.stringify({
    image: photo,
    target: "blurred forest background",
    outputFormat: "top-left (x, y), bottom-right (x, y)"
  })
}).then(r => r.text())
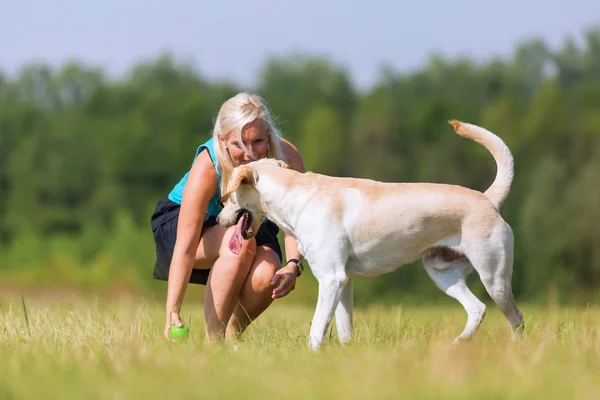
top-left (1, 27), bottom-right (600, 306)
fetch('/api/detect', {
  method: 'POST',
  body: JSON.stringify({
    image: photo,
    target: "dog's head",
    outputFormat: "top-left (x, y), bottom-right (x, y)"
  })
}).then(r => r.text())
top-left (217, 159), bottom-right (289, 253)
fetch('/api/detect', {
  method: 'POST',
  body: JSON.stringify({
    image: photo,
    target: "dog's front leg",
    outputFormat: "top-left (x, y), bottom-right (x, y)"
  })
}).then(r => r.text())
top-left (335, 279), bottom-right (353, 345)
top-left (309, 274), bottom-right (348, 351)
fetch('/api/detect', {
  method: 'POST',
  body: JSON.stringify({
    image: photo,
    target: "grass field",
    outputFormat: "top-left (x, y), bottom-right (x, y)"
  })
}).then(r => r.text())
top-left (1, 292), bottom-right (599, 399)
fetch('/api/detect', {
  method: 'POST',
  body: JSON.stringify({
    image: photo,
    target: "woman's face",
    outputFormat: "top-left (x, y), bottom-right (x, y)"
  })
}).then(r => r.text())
top-left (222, 119), bottom-right (269, 166)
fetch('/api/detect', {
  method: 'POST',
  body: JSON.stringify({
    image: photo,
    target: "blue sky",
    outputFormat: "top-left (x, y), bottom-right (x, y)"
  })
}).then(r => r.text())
top-left (1, 0), bottom-right (598, 89)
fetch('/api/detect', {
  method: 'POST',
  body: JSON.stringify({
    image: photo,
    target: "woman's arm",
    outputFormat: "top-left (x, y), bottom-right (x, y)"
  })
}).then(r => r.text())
top-left (281, 138), bottom-right (306, 261)
top-left (165, 151), bottom-right (218, 318)
top-left (271, 138), bottom-right (307, 299)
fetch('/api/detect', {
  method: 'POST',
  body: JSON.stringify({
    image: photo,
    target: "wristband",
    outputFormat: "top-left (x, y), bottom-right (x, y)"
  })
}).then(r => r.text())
top-left (287, 258), bottom-right (304, 277)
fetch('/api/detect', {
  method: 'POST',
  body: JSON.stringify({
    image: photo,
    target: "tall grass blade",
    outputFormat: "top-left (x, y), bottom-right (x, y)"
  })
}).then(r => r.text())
top-left (21, 293), bottom-right (31, 337)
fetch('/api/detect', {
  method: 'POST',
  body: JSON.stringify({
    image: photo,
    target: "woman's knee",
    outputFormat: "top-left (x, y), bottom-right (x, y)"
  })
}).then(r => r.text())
top-left (194, 225), bottom-right (259, 275)
top-left (249, 264), bottom-right (277, 294)
top-left (245, 248), bottom-right (280, 294)
top-left (218, 226), bottom-right (258, 266)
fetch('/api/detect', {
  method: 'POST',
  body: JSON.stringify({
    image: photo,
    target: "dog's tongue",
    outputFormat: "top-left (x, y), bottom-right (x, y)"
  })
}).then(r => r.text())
top-left (228, 212), bottom-right (247, 255)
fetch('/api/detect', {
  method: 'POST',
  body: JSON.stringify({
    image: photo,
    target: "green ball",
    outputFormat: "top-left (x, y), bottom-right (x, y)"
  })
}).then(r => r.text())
top-left (169, 324), bottom-right (190, 340)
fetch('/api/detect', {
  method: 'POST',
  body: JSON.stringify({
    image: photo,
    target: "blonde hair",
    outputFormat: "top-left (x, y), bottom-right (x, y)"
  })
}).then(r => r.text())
top-left (212, 92), bottom-right (286, 195)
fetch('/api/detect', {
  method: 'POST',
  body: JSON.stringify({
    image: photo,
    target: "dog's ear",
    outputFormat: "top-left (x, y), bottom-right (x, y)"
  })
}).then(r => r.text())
top-left (221, 166), bottom-right (256, 203)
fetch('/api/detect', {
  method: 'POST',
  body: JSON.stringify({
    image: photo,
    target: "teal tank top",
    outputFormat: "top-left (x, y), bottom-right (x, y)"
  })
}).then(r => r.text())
top-left (168, 137), bottom-right (224, 217)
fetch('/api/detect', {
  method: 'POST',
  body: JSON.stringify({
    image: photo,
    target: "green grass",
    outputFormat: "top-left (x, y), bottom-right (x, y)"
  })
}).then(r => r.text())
top-left (1, 292), bottom-right (599, 399)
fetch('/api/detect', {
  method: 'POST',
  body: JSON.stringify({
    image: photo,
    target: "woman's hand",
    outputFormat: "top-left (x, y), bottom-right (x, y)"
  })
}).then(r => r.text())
top-left (270, 262), bottom-right (298, 299)
top-left (164, 309), bottom-right (184, 340)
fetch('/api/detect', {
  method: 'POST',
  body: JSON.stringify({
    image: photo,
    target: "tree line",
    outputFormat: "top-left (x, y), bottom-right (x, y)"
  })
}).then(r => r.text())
top-left (1, 27), bottom-right (600, 303)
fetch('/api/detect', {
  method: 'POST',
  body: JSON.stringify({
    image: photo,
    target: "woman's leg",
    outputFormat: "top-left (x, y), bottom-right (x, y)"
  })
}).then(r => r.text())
top-left (225, 246), bottom-right (281, 339)
top-left (194, 224), bottom-right (258, 342)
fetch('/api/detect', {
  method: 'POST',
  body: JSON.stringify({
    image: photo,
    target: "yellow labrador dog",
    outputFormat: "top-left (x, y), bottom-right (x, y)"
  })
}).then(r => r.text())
top-left (218, 121), bottom-right (524, 350)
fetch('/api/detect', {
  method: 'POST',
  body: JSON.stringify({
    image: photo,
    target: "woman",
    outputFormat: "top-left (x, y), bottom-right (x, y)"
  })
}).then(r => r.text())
top-left (150, 92), bottom-right (306, 342)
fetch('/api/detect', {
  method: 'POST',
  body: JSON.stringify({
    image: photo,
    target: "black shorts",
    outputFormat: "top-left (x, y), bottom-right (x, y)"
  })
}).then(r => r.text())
top-left (150, 196), bottom-right (283, 285)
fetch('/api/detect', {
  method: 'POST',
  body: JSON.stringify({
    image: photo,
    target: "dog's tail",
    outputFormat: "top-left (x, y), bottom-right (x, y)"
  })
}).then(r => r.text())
top-left (448, 120), bottom-right (514, 209)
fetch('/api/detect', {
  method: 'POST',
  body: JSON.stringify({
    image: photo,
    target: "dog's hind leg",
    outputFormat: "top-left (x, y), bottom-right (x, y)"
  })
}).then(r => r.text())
top-left (335, 279), bottom-right (353, 345)
top-left (422, 255), bottom-right (487, 342)
top-left (309, 270), bottom-right (349, 351)
top-left (465, 225), bottom-right (524, 339)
